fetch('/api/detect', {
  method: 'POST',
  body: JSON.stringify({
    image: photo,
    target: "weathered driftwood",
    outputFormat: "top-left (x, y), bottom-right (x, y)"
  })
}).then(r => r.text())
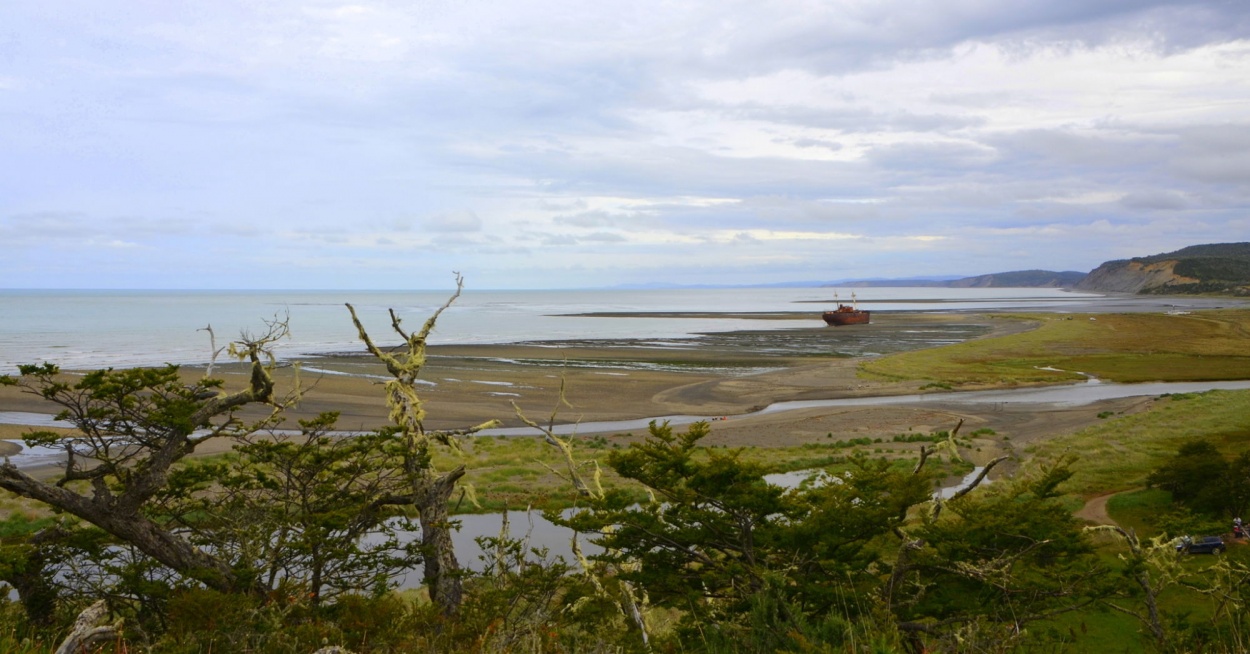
top-left (54, 600), bottom-right (120, 654)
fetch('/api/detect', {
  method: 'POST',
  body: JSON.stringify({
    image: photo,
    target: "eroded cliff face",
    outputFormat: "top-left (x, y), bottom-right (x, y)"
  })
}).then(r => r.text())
top-left (1076, 259), bottom-right (1200, 293)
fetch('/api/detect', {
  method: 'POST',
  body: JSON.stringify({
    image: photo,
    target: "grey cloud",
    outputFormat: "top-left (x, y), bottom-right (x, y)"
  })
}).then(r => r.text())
top-left (536, 199), bottom-right (589, 212)
top-left (985, 128), bottom-right (1166, 171)
top-left (422, 209), bottom-right (482, 233)
top-left (1171, 153), bottom-right (1250, 185)
top-left (790, 138), bottom-right (842, 151)
top-left (583, 232), bottom-right (627, 243)
top-left (0, 211), bottom-right (195, 243)
top-left (1120, 190), bottom-right (1193, 211)
top-left (475, 142), bottom-right (880, 201)
top-left (865, 140), bottom-right (999, 171)
top-left (428, 233), bottom-right (487, 248)
top-left (532, 231), bottom-right (628, 245)
top-left (1166, 123), bottom-right (1250, 185)
top-left (722, 104), bottom-right (987, 133)
top-left (928, 90), bottom-right (1030, 108)
top-left (711, 1), bottom-right (1247, 76)
top-left (539, 233), bottom-right (579, 246)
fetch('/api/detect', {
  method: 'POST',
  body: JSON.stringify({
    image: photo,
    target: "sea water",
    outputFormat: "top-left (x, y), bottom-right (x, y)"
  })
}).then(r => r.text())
top-left (0, 287), bottom-right (1114, 373)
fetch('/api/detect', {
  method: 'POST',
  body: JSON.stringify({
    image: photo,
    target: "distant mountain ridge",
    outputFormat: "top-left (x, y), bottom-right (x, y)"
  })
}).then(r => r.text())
top-left (835, 270), bottom-right (1086, 289)
top-left (1076, 242), bottom-right (1250, 295)
top-left (615, 243), bottom-right (1250, 294)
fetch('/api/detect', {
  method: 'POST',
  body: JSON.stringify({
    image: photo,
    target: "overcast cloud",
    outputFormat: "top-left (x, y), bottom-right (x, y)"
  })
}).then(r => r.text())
top-left (2, 1), bottom-right (1248, 289)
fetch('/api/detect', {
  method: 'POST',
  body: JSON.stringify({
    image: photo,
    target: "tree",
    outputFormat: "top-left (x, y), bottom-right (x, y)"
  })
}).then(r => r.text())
top-left (897, 461), bottom-right (1107, 649)
top-left (556, 420), bottom-right (934, 650)
top-left (1220, 451), bottom-right (1250, 520)
top-left (345, 274), bottom-right (499, 615)
top-left (1148, 440), bottom-right (1240, 517)
top-left (0, 319), bottom-right (290, 593)
top-left (1088, 525), bottom-right (1182, 648)
top-left (158, 412), bottom-right (420, 606)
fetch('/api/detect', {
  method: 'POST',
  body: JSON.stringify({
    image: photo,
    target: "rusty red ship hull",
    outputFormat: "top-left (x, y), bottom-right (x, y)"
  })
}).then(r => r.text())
top-left (822, 306), bottom-right (870, 326)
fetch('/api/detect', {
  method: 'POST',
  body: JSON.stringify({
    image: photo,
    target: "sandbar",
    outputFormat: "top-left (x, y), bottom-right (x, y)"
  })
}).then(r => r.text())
top-left (0, 310), bottom-right (1151, 470)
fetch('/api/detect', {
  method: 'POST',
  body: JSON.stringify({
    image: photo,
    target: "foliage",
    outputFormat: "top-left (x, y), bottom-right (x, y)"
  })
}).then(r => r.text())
top-left (897, 461), bottom-right (1107, 644)
top-left (0, 318), bottom-right (290, 595)
top-left (158, 413), bottom-right (421, 606)
top-left (558, 421), bottom-right (932, 649)
top-left (1147, 440), bottom-right (1250, 519)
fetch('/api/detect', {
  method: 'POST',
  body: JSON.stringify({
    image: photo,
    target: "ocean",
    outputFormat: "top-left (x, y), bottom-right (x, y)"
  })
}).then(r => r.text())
top-left (0, 287), bottom-right (1114, 373)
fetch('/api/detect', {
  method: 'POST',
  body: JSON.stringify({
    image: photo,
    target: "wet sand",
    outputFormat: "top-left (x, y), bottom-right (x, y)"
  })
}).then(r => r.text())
top-left (0, 310), bottom-right (1128, 469)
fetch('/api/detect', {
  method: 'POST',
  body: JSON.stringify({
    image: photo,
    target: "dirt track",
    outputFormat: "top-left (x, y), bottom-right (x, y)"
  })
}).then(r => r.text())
top-left (1075, 492), bottom-right (1121, 526)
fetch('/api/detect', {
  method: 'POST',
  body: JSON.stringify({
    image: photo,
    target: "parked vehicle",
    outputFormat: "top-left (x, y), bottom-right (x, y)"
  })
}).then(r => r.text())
top-left (1177, 535), bottom-right (1226, 555)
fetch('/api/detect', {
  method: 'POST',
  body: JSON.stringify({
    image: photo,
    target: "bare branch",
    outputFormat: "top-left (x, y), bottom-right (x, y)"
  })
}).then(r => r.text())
top-left (512, 393), bottom-right (601, 499)
top-left (198, 324), bottom-right (225, 378)
top-left (947, 456), bottom-right (1008, 503)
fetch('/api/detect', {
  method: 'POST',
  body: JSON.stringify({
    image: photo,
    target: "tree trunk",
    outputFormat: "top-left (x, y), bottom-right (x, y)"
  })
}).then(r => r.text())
top-left (97, 510), bottom-right (244, 593)
top-left (415, 468), bottom-right (466, 614)
top-left (0, 465), bottom-right (245, 593)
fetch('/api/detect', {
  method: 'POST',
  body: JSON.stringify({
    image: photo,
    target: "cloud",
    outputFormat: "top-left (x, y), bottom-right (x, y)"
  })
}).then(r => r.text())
top-left (790, 138), bottom-right (842, 151)
top-left (1120, 190), bottom-right (1193, 211)
top-left (2, 1), bottom-right (1248, 288)
top-left (421, 210), bottom-right (482, 233)
top-left (553, 210), bottom-right (636, 228)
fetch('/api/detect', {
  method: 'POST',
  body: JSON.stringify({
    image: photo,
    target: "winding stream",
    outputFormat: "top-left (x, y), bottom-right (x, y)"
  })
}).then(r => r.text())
top-left (476, 378), bottom-right (1250, 436)
top-left (5, 378), bottom-right (1243, 590)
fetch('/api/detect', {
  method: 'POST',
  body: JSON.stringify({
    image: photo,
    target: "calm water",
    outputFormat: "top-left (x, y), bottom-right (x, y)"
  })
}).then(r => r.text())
top-left (0, 287), bottom-right (1115, 373)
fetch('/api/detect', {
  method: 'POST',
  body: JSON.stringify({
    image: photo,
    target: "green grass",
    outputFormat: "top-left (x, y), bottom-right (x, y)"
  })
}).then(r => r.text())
top-left (1026, 389), bottom-right (1250, 496)
top-left (860, 309), bottom-right (1250, 386)
top-left (0, 513), bottom-right (57, 538)
top-left (1037, 541), bottom-right (1250, 651)
top-left (443, 428), bottom-right (980, 514)
top-left (1106, 488), bottom-right (1173, 535)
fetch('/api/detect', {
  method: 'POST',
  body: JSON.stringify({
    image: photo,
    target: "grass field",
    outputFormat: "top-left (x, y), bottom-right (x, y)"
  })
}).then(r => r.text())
top-left (1025, 389), bottom-right (1250, 497)
top-left (859, 309), bottom-right (1250, 386)
top-left (445, 429), bottom-right (977, 513)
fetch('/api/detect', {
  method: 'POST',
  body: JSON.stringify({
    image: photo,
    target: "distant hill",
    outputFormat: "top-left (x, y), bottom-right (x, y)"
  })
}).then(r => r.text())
top-left (835, 270), bottom-right (1086, 289)
top-left (1076, 242), bottom-right (1250, 295)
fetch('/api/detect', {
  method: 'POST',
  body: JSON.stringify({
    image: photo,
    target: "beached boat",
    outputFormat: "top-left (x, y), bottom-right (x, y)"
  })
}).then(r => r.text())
top-left (822, 292), bottom-right (870, 326)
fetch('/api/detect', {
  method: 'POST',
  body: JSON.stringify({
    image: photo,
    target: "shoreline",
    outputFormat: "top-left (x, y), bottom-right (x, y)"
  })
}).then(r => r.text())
top-left (4, 304), bottom-right (1248, 475)
top-left (0, 311), bottom-right (1026, 438)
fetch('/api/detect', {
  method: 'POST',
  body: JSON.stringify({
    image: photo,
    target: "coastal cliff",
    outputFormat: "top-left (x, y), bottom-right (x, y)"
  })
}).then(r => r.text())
top-left (1076, 242), bottom-right (1250, 295)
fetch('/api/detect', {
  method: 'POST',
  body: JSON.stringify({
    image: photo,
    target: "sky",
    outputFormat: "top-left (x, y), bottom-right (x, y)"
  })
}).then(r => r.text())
top-left (2, 1), bottom-right (1249, 290)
